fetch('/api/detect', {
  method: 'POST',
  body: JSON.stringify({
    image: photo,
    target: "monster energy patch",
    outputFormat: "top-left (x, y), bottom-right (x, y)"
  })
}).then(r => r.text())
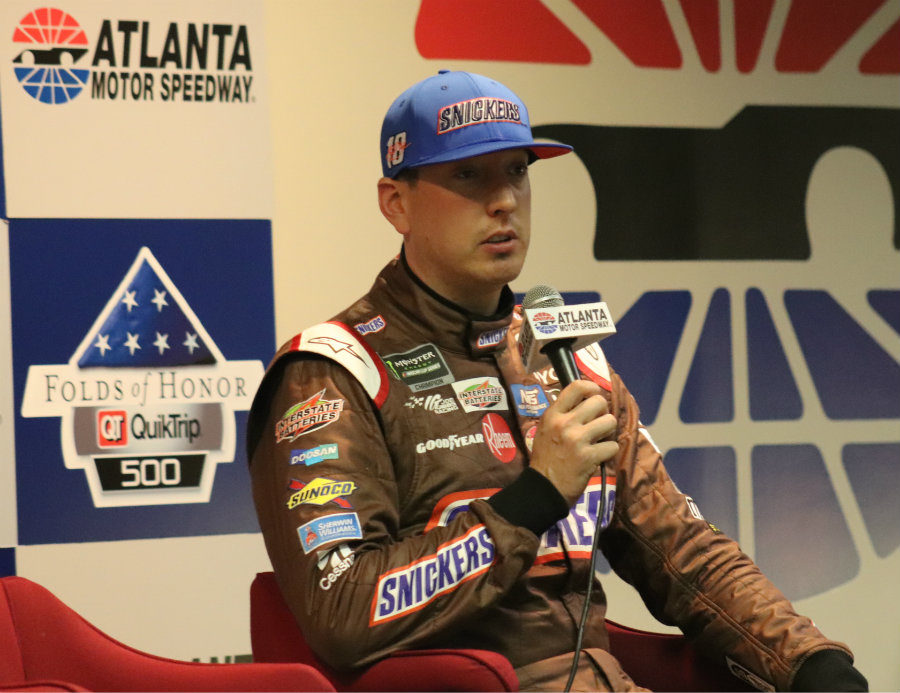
top-left (381, 343), bottom-right (453, 392)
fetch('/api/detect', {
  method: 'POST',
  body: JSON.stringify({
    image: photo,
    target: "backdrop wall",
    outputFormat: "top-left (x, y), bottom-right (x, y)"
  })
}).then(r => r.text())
top-left (1, 0), bottom-right (898, 688)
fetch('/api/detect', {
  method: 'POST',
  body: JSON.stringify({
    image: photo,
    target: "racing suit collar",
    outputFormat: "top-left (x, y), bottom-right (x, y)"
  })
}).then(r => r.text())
top-left (374, 248), bottom-right (514, 358)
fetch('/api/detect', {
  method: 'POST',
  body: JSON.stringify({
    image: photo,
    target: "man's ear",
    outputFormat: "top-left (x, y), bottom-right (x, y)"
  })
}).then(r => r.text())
top-left (378, 177), bottom-right (410, 235)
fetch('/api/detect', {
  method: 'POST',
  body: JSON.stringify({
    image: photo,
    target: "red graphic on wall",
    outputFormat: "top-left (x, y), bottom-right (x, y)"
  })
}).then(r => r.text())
top-left (414, 0), bottom-right (900, 74)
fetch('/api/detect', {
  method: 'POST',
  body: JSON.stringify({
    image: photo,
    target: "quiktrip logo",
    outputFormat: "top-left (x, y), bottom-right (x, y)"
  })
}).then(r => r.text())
top-left (97, 409), bottom-right (127, 447)
top-left (20, 247), bottom-right (263, 507)
top-left (11, 7), bottom-right (256, 104)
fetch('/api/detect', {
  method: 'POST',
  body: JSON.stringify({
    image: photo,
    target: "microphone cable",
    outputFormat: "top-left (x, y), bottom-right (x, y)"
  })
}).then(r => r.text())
top-left (564, 464), bottom-right (608, 692)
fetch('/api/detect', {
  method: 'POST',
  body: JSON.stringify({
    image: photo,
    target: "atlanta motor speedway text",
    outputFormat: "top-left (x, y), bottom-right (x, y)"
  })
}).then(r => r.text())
top-left (91, 71), bottom-right (253, 101)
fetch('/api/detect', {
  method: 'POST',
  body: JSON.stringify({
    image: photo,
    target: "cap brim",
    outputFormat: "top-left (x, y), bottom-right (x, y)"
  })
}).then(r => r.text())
top-left (401, 139), bottom-right (573, 173)
top-left (528, 143), bottom-right (573, 159)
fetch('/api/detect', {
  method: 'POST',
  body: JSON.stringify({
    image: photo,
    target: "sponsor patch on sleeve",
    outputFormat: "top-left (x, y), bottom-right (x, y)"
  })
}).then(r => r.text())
top-left (317, 544), bottom-right (356, 591)
top-left (289, 443), bottom-right (339, 466)
top-left (287, 477), bottom-right (356, 509)
top-left (297, 512), bottom-right (362, 554)
top-left (369, 524), bottom-right (495, 625)
top-left (275, 389), bottom-right (343, 443)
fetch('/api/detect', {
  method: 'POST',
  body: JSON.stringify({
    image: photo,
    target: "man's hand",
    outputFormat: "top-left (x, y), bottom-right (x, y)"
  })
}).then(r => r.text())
top-left (529, 380), bottom-right (619, 507)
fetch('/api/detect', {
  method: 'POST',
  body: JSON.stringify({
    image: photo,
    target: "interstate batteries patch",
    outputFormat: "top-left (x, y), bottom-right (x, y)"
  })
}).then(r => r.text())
top-left (276, 389), bottom-right (343, 443)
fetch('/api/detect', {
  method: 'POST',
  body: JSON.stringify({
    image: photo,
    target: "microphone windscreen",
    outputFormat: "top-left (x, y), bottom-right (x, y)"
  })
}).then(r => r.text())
top-left (523, 284), bottom-right (564, 310)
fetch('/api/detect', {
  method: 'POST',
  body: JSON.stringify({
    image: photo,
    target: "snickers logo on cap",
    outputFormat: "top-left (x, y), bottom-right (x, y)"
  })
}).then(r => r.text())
top-left (437, 97), bottom-right (522, 134)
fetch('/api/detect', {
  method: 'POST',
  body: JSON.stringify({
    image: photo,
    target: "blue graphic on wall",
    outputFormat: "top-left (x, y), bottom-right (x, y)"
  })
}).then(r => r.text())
top-left (602, 291), bottom-right (691, 426)
top-left (592, 285), bottom-right (900, 599)
top-left (11, 218), bottom-right (274, 544)
top-left (77, 257), bottom-right (216, 368)
top-left (0, 548), bottom-right (14, 578)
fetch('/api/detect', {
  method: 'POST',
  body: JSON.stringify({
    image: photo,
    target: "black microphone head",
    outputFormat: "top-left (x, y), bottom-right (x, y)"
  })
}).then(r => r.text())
top-left (523, 284), bottom-right (564, 310)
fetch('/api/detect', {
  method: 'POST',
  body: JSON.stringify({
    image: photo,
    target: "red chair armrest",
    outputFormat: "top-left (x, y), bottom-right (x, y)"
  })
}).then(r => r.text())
top-left (606, 620), bottom-right (752, 692)
top-left (0, 682), bottom-right (90, 692)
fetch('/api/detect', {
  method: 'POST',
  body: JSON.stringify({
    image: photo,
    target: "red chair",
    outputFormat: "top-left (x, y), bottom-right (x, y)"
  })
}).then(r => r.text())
top-left (251, 571), bottom-right (753, 692)
top-left (0, 575), bottom-right (335, 692)
top-left (250, 572), bottom-right (518, 692)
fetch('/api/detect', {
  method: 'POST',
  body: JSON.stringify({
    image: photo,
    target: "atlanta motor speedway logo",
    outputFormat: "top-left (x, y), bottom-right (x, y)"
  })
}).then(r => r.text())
top-left (20, 247), bottom-right (263, 507)
top-left (11, 6), bottom-right (255, 104)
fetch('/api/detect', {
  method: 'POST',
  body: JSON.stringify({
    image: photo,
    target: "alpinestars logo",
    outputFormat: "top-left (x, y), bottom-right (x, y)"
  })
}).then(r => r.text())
top-left (20, 247), bottom-right (264, 508)
top-left (11, 7), bottom-right (255, 104)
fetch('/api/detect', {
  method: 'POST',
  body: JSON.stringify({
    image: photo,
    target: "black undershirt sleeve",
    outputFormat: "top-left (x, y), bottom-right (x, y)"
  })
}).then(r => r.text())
top-left (487, 467), bottom-right (570, 536)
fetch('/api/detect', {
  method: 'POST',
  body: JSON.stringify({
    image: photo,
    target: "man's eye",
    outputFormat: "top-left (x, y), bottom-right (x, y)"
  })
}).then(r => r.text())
top-left (454, 168), bottom-right (477, 180)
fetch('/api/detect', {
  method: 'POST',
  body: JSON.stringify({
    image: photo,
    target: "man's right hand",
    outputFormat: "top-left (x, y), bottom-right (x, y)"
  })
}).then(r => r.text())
top-left (528, 379), bottom-right (619, 507)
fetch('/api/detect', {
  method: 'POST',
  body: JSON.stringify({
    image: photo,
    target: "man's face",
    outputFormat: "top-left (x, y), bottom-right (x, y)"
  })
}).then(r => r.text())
top-left (399, 148), bottom-right (532, 314)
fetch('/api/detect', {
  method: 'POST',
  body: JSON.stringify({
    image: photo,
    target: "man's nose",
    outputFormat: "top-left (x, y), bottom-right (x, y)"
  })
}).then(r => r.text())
top-left (486, 180), bottom-right (517, 216)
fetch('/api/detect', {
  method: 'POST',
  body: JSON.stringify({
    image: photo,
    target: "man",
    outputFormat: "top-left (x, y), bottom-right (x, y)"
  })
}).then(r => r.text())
top-left (247, 70), bottom-right (866, 691)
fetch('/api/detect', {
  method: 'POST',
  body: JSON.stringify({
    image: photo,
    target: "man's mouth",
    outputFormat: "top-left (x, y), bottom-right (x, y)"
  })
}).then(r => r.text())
top-left (483, 231), bottom-right (517, 244)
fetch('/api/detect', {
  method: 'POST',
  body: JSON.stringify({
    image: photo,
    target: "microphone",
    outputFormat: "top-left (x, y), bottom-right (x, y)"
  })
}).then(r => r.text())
top-left (520, 286), bottom-right (618, 693)
top-left (520, 285), bottom-right (616, 384)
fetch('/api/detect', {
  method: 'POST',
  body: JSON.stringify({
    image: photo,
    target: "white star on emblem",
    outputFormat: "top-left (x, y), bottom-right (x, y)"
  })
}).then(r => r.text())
top-left (93, 333), bottom-right (111, 357)
top-left (121, 290), bottom-right (138, 312)
top-left (183, 332), bottom-right (199, 354)
top-left (151, 288), bottom-right (168, 312)
top-left (153, 332), bottom-right (170, 355)
top-left (124, 332), bottom-right (141, 356)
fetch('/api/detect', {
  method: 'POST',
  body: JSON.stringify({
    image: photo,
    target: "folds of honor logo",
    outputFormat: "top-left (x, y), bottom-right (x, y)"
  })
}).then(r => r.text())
top-left (20, 247), bottom-right (264, 507)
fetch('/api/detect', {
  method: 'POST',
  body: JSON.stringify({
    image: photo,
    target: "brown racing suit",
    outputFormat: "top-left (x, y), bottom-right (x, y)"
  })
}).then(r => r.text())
top-left (247, 253), bottom-right (853, 690)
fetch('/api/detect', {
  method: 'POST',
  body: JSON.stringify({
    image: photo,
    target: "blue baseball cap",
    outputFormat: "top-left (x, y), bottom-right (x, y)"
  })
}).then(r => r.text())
top-left (380, 70), bottom-right (573, 178)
